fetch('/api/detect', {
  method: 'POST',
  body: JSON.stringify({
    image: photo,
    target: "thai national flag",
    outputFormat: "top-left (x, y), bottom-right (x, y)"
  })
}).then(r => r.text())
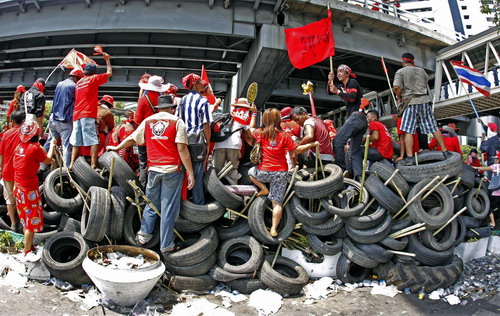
top-left (450, 60), bottom-right (491, 97)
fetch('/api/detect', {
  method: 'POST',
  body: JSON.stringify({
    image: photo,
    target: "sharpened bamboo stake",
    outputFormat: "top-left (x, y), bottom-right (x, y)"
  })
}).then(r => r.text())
top-left (107, 157), bottom-right (116, 192)
top-left (359, 169), bottom-right (400, 216)
top-left (390, 179), bottom-right (407, 203)
top-left (217, 161), bottom-right (233, 178)
top-left (282, 191), bottom-right (295, 208)
top-left (469, 228), bottom-right (480, 236)
top-left (433, 207), bottom-right (467, 236)
top-left (388, 250), bottom-right (416, 257)
top-left (475, 177), bottom-right (484, 199)
top-left (421, 175), bottom-right (449, 201)
top-left (227, 208), bottom-right (248, 219)
top-left (316, 144), bottom-right (326, 179)
top-left (450, 176), bottom-right (461, 195)
top-left (392, 176), bottom-right (440, 219)
top-left (389, 223), bottom-right (426, 238)
top-left (393, 226), bottom-right (426, 238)
top-left (218, 163), bottom-right (234, 180)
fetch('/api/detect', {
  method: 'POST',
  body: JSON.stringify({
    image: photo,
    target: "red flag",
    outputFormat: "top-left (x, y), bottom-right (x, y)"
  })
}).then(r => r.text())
top-left (201, 65), bottom-right (217, 105)
top-left (60, 49), bottom-right (98, 70)
top-left (284, 10), bottom-right (335, 69)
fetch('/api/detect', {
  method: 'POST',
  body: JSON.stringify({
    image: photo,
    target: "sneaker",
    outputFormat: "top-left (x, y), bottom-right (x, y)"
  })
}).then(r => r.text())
top-left (135, 231), bottom-right (153, 245)
top-left (23, 251), bottom-right (40, 263)
top-left (442, 150), bottom-right (453, 160)
top-left (398, 156), bottom-right (415, 166)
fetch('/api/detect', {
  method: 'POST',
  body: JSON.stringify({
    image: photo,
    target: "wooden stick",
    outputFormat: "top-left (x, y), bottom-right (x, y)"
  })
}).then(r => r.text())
top-left (218, 164), bottom-right (233, 180)
top-left (359, 169), bottom-right (400, 216)
top-left (392, 176), bottom-right (440, 219)
top-left (282, 191), bottom-right (295, 208)
top-left (393, 226), bottom-right (426, 238)
top-left (284, 166), bottom-right (299, 199)
top-left (444, 178), bottom-right (460, 187)
top-left (107, 157), bottom-right (116, 192)
top-left (450, 176), bottom-right (461, 195)
top-left (390, 179), bottom-right (407, 203)
top-left (126, 196), bottom-right (143, 221)
top-left (387, 250), bottom-right (416, 257)
top-left (421, 175), bottom-right (449, 201)
top-left (433, 207), bottom-right (467, 236)
top-left (358, 134), bottom-right (371, 204)
top-left (316, 144), bottom-right (326, 179)
top-left (174, 229), bottom-right (184, 242)
top-left (415, 151), bottom-right (418, 166)
top-left (231, 192), bottom-right (257, 224)
top-left (227, 208), bottom-right (249, 219)
top-left (469, 228), bottom-right (480, 236)
top-left (389, 223), bottom-right (426, 238)
top-left (217, 162), bottom-right (233, 178)
top-left (271, 243), bottom-right (282, 268)
top-left (475, 177), bottom-right (484, 199)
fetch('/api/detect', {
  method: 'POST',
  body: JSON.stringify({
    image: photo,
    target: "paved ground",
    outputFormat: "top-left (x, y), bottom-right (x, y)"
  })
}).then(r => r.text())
top-left (0, 281), bottom-right (499, 316)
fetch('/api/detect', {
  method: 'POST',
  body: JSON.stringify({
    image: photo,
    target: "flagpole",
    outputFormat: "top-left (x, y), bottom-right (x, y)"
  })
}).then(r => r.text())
top-left (327, 3), bottom-right (334, 74)
top-left (45, 49), bottom-right (74, 82)
top-left (450, 64), bottom-right (481, 118)
top-left (381, 57), bottom-right (398, 107)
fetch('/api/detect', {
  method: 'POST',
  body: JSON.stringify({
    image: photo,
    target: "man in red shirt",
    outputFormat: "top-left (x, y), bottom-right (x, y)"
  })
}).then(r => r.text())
top-left (69, 53), bottom-right (112, 170)
top-left (0, 110), bottom-right (25, 232)
top-left (366, 110), bottom-right (394, 162)
top-left (429, 126), bottom-right (462, 156)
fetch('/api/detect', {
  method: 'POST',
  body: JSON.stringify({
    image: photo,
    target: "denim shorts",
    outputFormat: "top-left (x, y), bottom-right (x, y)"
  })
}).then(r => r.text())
top-left (70, 117), bottom-right (99, 147)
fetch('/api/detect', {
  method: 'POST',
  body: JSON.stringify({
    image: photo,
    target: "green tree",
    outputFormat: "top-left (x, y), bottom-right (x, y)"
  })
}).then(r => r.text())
top-left (480, 0), bottom-right (500, 26)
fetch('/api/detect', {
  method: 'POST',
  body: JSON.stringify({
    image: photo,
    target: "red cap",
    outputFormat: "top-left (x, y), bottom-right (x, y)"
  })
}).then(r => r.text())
top-left (280, 107), bottom-right (293, 119)
top-left (69, 69), bottom-right (84, 78)
top-left (100, 95), bottom-right (114, 108)
top-left (488, 122), bottom-right (497, 132)
top-left (496, 151), bottom-right (500, 160)
top-left (19, 121), bottom-right (40, 143)
top-left (360, 98), bottom-right (370, 109)
top-left (16, 85), bottom-right (26, 93)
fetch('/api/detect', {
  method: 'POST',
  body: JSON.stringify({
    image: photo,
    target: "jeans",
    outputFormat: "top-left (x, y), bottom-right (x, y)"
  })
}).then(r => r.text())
top-left (191, 161), bottom-right (205, 205)
top-left (367, 147), bottom-right (385, 162)
top-left (138, 145), bottom-right (148, 188)
top-left (334, 113), bottom-right (368, 179)
top-left (140, 170), bottom-right (183, 252)
top-left (46, 118), bottom-right (73, 167)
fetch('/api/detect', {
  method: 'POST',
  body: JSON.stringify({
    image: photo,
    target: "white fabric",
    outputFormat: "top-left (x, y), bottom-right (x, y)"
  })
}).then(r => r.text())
top-left (214, 121), bottom-right (245, 150)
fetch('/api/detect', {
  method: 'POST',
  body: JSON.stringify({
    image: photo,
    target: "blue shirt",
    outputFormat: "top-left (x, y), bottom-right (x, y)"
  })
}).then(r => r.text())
top-left (176, 91), bottom-right (212, 134)
top-left (52, 78), bottom-right (76, 122)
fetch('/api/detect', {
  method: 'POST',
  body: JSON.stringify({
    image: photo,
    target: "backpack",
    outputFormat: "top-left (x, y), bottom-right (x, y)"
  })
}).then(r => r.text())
top-left (210, 113), bottom-right (243, 143)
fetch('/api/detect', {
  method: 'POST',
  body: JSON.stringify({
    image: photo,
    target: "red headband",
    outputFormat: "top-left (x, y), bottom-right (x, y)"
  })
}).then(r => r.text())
top-left (402, 57), bottom-right (414, 64)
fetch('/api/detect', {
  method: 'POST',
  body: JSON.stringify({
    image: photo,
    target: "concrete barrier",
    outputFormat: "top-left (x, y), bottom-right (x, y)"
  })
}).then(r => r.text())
top-left (281, 248), bottom-right (341, 279)
top-left (454, 238), bottom-right (489, 263)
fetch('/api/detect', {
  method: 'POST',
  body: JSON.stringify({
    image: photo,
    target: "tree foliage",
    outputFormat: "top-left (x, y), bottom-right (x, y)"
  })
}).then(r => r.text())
top-left (480, 0), bottom-right (500, 26)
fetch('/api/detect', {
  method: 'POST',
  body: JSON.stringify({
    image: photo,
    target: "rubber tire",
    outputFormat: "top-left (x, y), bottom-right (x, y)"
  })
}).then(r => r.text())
top-left (342, 238), bottom-right (379, 268)
top-left (258, 255), bottom-right (309, 295)
top-left (379, 236), bottom-right (408, 251)
top-left (208, 266), bottom-right (254, 282)
top-left (336, 254), bottom-right (371, 284)
top-left (293, 164), bottom-right (343, 199)
top-left (123, 205), bottom-right (160, 248)
top-left (407, 179), bottom-right (454, 230)
top-left (343, 206), bottom-right (387, 230)
top-left (163, 225), bottom-right (218, 266)
top-left (460, 164), bottom-right (476, 189)
top-left (302, 216), bottom-right (344, 236)
top-left (319, 178), bottom-right (369, 218)
top-left (453, 216), bottom-right (467, 246)
top-left (169, 275), bottom-right (216, 292)
top-left (397, 151), bottom-right (462, 183)
top-left (98, 151), bottom-right (138, 198)
top-left (214, 217), bottom-right (251, 241)
top-left (108, 186), bottom-right (126, 240)
top-left (58, 214), bottom-right (81, 232)
top-left (458, 215), bottom-right (480, 228)
top-left (345, 214), bottom-right (392, 244)
top-left (72, 156), bottom-right (107, 190)
top-left (407, 233), bottom-right (454, 266)
top-left (42, 231), bottom-right (91, 286)
top-left (365, 174), bottom-right (404, 215)
top-left (370, 160), bottom-right (410, 197)
top-left (180, 200), bottom-right (226, 224)
top-left (206, 168), bottom-right (243, 209)
top-left (286, 195), bottom-right (330, 226)
top-left (43, 168), bottom-right (83, 215)
top-left (465, 226), bottom-right (492, 239)
top-left (307, 235), bottom-right (343, 256)
top-left (226, 278), bottom-right (267, 294)
top-left (420, 219), bottom-right (458, 251)
top-left (217, 236), bottom-right (264, 274)
top-left (165, 251), bottom-right (216, 276)
top-left (355, 243), bottom-right (393, 263)
top-left (391, 216), bottom-right (414, 233)
top-left (33, 229), bottom-right (59, 246)
top-left (81, 186), bottom-right (111, 243)
top-left (465, 189), bottom-right (490, 220)
top-left (248, 196), bottom-right (295, 245)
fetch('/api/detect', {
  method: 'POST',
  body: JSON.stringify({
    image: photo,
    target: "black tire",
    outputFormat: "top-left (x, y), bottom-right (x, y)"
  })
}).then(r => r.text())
top-left (98, 151), bottom-right (138, 198)
top-left (356, 243), bottom-right (393, 263)
top-left (293, 164), bottom-right (343, 199)
top-left (391, 216), bottom-right (414, 233)
top-left (163, 225), bottom-right (218, 266)
top-left (33, 229), bottom-right (59, 246)
top-left (397, 151), bottom-right (462, 183)
top-left (286, 195), bottom-right (330, 226)
top-left (206, 168), bottom-right (243, 209)
top-left (42, 231), bottom-right (91, 286)
top-left (43, 209), bottom-right (63, 223)
top-left (81, 186), bottom-right (111, 242)
top-left (123, 205), bottom-right (160, 248)
top-left (336, 254), bottom-right (371, 284)
top-left (420, 219), bottom-right (458, 251)
top-left (180, 200), bottom-right (226, 224)
top-left (214, 217), bottom-right (251, 241)
top-left (302, 216), bottom-right (344, 236)
top-left (370, 160), bottom-right (410, 197)
top-left (217, 236), bottom-right (264, 274)
top-left (365, 174), bottom-right (404, 215)
top-left (392, 254), bottom-right (419, 266)
top-left (307, 235), bottom-right (343, 256)
top-left (43, 168), bottom-right (83, 215)
top-left (109, 186), bottom-right (126, 240)
top-left (407, 179), bottom-right (454, 230)
top-left (343, 206), bottom-right (387, 230)
top-left (458, 215), bottom-right (480, 228)
top-left (169, 275), bottom-right (216, 292)
top-left (465, 226), bottom-right (492, 239)
top-left (72, 156), bottom-right (107, 190)
top-left (319, 178), bottom-right (369, 218)
top-left (165, 251), bottom-right (216, 276)
top-left (345, 214), bottom-right (392, 244)
top-left (226, 278), bottom-right (267, 294)
top-left (258, 255), bottom-right (309, 295)
top-left (465, 189), bottom-right (490, 220)
top-left (407, 233), bottom-right (454, 266)
top-left (175, 216), bottom-right (210, 233)
top-left (453, 216), bottom-right (467, 246)
top-left (379, 236), bottom-right (408, 251)
top-left (208, 266), bottom-right (254, 282)
top-left (342, 238), bottom-right (379, 268)
top-left (248, 196), bottom-right (295, 244)
top-left (58, 214), bottom-right (81, 232)
top-left (460, 164), bottom-right (475, 189)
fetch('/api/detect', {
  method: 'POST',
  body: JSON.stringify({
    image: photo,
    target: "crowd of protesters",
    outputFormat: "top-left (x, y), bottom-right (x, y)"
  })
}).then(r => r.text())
top-left (0, 51), bottom-right (498, 260)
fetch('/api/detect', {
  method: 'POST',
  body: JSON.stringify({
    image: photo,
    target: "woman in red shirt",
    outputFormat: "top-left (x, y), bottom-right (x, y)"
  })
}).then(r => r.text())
top-left (5, 85), bottom-right (26, 127)
top-left (248, 108), bottom-right (318, 237)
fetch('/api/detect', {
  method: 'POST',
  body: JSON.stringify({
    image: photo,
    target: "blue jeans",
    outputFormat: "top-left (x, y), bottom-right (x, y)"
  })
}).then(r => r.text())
top-left (137, 145), bottom-right (148, 189)
top-left (334, 113), bottom-right (368, 180)
top-left (191, 161), bottom-right (205, 205)
top-left (140, 170), bottom-right (183, 252)
top-left (46, 117), bottom-right (73, 167)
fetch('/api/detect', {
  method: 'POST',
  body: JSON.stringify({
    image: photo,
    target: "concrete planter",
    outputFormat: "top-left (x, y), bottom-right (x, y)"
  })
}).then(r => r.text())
top-left (454, 238), bottom-right (489, 263)
top-left (281, 248), bottom-right (341, 278)
top-left (487, 235), bottom-right (500, 254)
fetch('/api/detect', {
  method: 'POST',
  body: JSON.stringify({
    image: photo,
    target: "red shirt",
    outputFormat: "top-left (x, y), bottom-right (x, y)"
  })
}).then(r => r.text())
top-left (73, 73), bottom-right (109, 121)
top-left (305, 117), bottom-right (334, 156)
top-left (397, 118), bottom-right (419, 154)
top-left (13, 142), bottom-right (47, 190)
top-left (0, 126), bottom-right (21, 181)
top-left (369, 121), bottom-right (394, 159)
top-left (429, 135), bottom-right (462, 155)
top-left (135, 91), bottom-right (160, 125)
top-left (280, 119), bottom-right (301, 138)
top-left (254, 130), bottom-right (297, 172)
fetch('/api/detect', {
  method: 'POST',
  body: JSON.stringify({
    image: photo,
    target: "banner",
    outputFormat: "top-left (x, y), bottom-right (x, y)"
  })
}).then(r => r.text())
top-left (450, 60), bottom-right (491, 97)
top-left (60, 49), bottom-right (98, 71)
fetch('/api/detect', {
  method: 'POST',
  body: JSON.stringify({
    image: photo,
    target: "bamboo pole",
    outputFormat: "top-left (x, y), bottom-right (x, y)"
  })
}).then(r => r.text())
top-left (390, 179), bottom-right (407, 203)
top-left (282, 191), bottom-right (295, 208)
top-left (392, 176), bottom-right (440, 219)
top-left (218, 164), bottom-right (234, 180)
top-left (316, 144), bottom-right (326, 179)
top-left (217, 162), bottom-right (233, 178)
top-left (107, 157), bottom-right (116, 192)
top-left (450, 176), bottom-right (461, 195)
top-left (469, 228), bottom-right (480, 236)
top-left (271, 243), bottom-right (282, 268)
top-left (359, 169), bottom-right (400, 216)
top-left (475, 177), bottom-right (484, 199)
top-left (389, 223), bottom-right (426, 238)
top-left (227, 208), bottom-right (249, 219)
top-left (284, 166), bottom-right (299, 199)
top-left (358, 134), bottom-right (371, 204)
top-left (387, 250), bottom-right (416, 257)
top-left (393, 226), bottom-right (426, 239)
top-left (432, 207), bottom-right (467, 236)
top-left (421, 175), bottom-right (449, 201)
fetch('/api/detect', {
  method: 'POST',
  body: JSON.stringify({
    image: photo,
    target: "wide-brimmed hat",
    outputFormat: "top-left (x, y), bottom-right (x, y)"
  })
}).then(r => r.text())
top-left (441, 126), bottom-right (456, 136)
top-left (155, 94), bottom-right (176, 109)
top-left (231, 98), bottom-right (252, 109)
top-left (138, 75), bottom-right (170, 92)
top-left (19, 120), bottom-right (39, 143)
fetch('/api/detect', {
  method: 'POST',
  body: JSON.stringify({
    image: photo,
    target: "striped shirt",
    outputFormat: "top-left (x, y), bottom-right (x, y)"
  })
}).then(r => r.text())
top-left (176, 91), bottom-right (212, 134)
